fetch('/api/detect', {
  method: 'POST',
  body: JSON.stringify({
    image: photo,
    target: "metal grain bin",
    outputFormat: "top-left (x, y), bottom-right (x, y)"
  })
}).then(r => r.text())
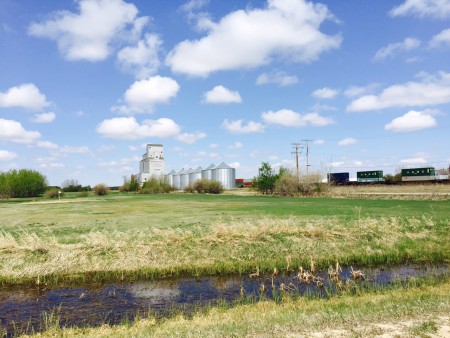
top-left (164, 169), bottom-right (177, 187)
top-left (180, 168), bottom-right (193, 189)
top-left (213, 162), bottom-right (236, 189)
top-left (189, 166), bottom-right (202, 185)
top-left (173, 168), bottom-right (184, 190)
top-left (201, 163), bottom-right (216, 180)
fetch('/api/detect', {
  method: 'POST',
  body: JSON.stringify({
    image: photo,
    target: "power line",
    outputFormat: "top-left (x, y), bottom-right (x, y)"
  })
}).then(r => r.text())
top-left (301, 139), bottom-right (312, 175)
top-left (291, 143), bottom-right (303, 178)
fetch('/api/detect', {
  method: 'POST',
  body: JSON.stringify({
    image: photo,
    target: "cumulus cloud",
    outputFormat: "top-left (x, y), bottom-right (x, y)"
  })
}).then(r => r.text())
top-left (256, 71), bottom-right (298, 86)
top-left (97, 117), bottom-right (181, 140)
top-left (344, 83), bottom-right (380, 98)
top-left (0, 150), bottom-right (17, 161)
top-left (385, 110), bottom-right (436, 132)
top-left (228, 162), bottom-right (241, 169)
top-left (261, 109), bottom-right (335, 127)
top-left (60, 146), bottom-right (90, 154)
top-left (347, 71), bottom-right (450, 112)
top-left (221, 119), bottom-right (265, 134)
top-left (373, 37), bottom-right (421, 61)
top-left (28, 0), bottom-right (146, 61)
top-left (0, 119), bottom-right (41, 143)
top-left (312, 87), bottom-right (339, 99)
top-left (37, 141), bottom-right (59, 149)
top-left (31, 112), bottom-right (56, 123)
top-left (400, 157), bottom-right (427, 165)
top-left (228, 141), bottom-right (243, 149)
top-left (203, 85), bottom-right (242, 104)
top-left (176, 131), bottom-right (206, 144)
top-left (338, 137), bottom-right (357, 146)
top-left (117, 33), bottom-right (162, 79)
top-left (429, 28), bottom-right (450, 48)
top-left (0, 83), bottom-right (49, 111)
top-left (113, 76), bottom-right (180, 114)
top-left (166, 0), bottom-right (341, 76)
top-left (313, 139), bottom-right (325, 145)
top-left (390, 0), bottom-right (450, 19)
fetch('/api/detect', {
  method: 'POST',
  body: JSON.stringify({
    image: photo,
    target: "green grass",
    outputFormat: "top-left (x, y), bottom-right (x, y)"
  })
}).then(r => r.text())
top-left (0, 193), bottom-right (449, 284)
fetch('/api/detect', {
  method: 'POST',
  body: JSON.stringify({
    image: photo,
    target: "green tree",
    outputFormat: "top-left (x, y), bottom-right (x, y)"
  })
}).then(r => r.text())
top-left (253, 162), bottom-right (286, 195)
top-left (0, 169), bottom-right (47, 198)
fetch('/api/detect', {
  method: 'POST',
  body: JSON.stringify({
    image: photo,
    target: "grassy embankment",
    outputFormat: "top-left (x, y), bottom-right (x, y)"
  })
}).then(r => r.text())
top-left (0, 193), bottom-right (448, 285)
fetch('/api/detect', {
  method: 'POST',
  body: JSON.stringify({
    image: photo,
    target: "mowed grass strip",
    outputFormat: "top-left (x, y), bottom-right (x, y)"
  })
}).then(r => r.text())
top-left (21, 279), bottom-right (450, 338)
top-left (0, 194), bottom-right (449, 284)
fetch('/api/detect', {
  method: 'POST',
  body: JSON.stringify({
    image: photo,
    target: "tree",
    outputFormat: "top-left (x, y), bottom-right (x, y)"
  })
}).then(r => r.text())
top-left (0, 169), bottom-right (47, 198)
top-left (253, 162), bottom-right (286, 194)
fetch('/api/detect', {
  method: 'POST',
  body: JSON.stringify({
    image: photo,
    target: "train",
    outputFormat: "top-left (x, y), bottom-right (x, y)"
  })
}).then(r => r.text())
top-left (328, 167), bottom-right (448, 185)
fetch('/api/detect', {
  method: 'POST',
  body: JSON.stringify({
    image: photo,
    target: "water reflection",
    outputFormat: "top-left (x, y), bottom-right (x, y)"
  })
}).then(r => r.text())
top-left (0, 264), bottom-right (447, 337)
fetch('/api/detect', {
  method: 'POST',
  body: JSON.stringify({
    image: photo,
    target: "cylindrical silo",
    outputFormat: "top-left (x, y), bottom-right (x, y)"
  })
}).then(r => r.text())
top-left (201, 163), bottom-right (216, 180)
top-left (189, 166), bottom-right (202, 185)
top-left (214, 162), bottom-right (236, 189)
top-left (164, 169), bottom-right (176, 187)
top-left (180, 168), bottom-right (193, 189)
top-left (173, 168), bottom-right (184, 190)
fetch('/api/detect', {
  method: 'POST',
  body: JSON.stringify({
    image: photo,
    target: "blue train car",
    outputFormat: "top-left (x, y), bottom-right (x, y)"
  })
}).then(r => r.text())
top-left (328, 172), bottom-right (349, 184)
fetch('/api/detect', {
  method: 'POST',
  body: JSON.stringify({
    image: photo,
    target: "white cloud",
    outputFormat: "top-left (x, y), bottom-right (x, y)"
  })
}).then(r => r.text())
top-left (203, 85), bottom-right (242, 104)
top-left (31, 112), bottom-right (56, 123)
top-left (261, 109), bottom-right (335, 127)
top-left (37, 141), bottom-right (58, 149)
top-left (166, 0), bottom-right (341, 76)
top-left (176, 131), bottom-right (206, 144)
top-left (344, 83), bottom-right (380, 97)
top-left (313, 139), bottom-right (325, 145)
top-left (117, 34), bottom-right (162, 79)
top-left (209, 143), bottom-right (218, 149)
top-left (221, 119), bottom-right (265, 134)
top-left (353, 160), bottom-right (363, 167)
top-left (0, 150), bottom-right (17, 161)
top-left (256, 71), bottom-right (298, 86)
top-left (390, 0), bottom-right (450, 19)
top-left (385, 110), bottom-right (436, 132)
top-left (28, 0), bottom-right (145, 61)
top-left (347, 71), bottom-right (450, 112)
top-left (113, 76), bottom-right (180, 114)
top-left (0, 118), bottom-right (41, 144)
top-left (312, 87), bottom-right (339, 99)
top-left (400, 157), bottom-right (427, 165)
top-left (0, 83), bottom-right (49, 111)
top-left (373, 37), bottom-right (421, 61)
top-left (228, 141), bottom-right (243, 149)
top-left (429, 28), bottom-right (450, 48)
top-left (338, 137), bottom-right (357, 146)
top-left (97, 117), bottom-right (181, 140)
top-left (330, 161), bottom-right (344, 167)
top-left (228, 162), bottom-right (241, 169)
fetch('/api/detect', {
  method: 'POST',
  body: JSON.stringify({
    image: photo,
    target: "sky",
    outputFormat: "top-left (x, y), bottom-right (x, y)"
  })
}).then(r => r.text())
top-left (0, 0), bottom-right (449, 186)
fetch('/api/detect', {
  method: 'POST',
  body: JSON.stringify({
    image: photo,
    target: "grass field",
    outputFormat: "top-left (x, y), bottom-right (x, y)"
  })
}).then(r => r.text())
top-left (0, 192), bottom-right (448, 284)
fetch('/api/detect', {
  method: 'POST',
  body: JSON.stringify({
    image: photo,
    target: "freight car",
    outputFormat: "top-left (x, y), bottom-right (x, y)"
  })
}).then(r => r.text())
top-left (328, 172), bottom-right (350, 184)
top-left (401, 167), bottom-right (436, 182)
top-left (357, 170), bottom-right (384, 183)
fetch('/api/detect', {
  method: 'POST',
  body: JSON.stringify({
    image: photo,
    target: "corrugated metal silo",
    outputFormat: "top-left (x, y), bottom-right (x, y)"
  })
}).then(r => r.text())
top-left (180, 168), bottom-right (193, 189)
top-left (164, 169), bottom-right (177, 187)
top-left (214, 162), bottom-right (236, 189)
top-left (189, 166), bottom-right (202, 185)
top-left (201, 163), bottom-right (216, 180)
top-left (173, 168), bottom-right (184, 190)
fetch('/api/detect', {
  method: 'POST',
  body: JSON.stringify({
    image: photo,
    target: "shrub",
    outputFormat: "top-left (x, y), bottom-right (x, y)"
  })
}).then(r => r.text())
top-left (274, 171), bottom-right (325, 197)
top-left (120, 174), bottom-right (140, 192)
top-left (0, 169), bottom-right (47, 198)
top-left (45, 188), bottom-right (63, 199)
top-left (253, 162), bottom-right (286, 195)
top-left (184, 184), bottom-right (195, 193)
top-left (190, 179), bottom-right (224, 194)
top-left (78, 191), bottom-right (89, 197)
top-left (93, 184), bottom-right (109, 196)
top-left (140, 177), bottom-right (172, 194)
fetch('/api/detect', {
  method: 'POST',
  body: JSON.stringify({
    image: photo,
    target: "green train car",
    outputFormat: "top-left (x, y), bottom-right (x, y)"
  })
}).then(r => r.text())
top-left (357, 170), bottom-right (384, 182)
top-left (401, 167), bottom-right (436, 182)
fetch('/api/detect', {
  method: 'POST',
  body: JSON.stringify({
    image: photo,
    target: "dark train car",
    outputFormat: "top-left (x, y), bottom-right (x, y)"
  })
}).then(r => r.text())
top-left (328, 172), bottom-right (349, 184)
top-left (401, 167), bottom-right (436, 182)
top-left (357, 170), bottom-right (384, 183)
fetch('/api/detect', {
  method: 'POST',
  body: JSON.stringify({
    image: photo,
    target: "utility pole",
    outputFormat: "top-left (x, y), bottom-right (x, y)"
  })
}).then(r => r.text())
top-left (301, 140), bottom-right (312, 176)
top-left (291, 143), bottom-right (303, 179)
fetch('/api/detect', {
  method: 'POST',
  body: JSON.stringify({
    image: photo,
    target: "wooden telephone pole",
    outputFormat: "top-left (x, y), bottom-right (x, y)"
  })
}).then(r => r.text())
top-left (291, 143), bottom-right (303, 179)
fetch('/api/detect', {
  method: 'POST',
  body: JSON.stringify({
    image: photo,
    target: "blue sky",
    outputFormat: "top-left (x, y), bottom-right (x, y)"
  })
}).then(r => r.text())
top-left (0, 0), bottom-right (449, 186)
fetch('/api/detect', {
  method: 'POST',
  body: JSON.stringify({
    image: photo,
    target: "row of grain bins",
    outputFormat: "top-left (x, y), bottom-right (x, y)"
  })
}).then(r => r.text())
top-left (165, 163), bottom-right (236, 190)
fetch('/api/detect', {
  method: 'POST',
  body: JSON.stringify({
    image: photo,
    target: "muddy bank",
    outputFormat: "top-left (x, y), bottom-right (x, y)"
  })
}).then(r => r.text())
top-left (0, 264), bottom-right (447, 337)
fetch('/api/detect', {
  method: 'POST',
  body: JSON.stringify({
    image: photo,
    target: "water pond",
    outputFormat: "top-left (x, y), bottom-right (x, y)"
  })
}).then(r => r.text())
top-left (0, 264), bottom-right (447, 337)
